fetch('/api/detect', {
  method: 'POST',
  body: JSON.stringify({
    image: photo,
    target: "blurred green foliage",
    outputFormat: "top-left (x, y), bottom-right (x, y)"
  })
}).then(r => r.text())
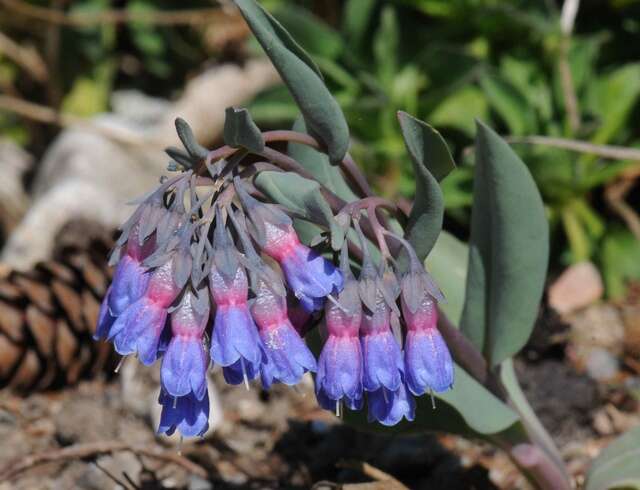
top-left (250, 0), bottom-right (640, 298)
top-left (1, 0), bottom-right (639, 297)
top-left (0, 0), bottom-right (214, 148)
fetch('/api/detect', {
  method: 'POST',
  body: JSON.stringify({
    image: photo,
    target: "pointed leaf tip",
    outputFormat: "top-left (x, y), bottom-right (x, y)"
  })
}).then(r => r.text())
top-left (460, 121), bottom-right (549, 366)
top-left (398, 111), bottom-right (454, 261)
top-left (234, 0), bottom-right (349, 162)
top-left (223, 107), bottom-right (265, 153)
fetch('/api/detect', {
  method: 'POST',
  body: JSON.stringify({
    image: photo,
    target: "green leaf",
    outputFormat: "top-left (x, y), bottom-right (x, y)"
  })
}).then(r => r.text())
top-left (460, 121), bottom-right (549, 366)
top-left (344, 364), bottom-right (519, 438)
top-left (479, 71), bottom-right (535, 136)
top-left (234, 0), bottom-right (350, 162)
top-left (430, 86), bottom-right (490, 136)
top-left (273, 6), bottom-right (343, 60)
top-left (425, 231), bottom-right (468, 326)
top-left (501, 358), bottom-right (566, 473)
top-left (254, 170), bottom-right (343, 250)
top-left (342, 0), bottom-right (377, 54)
top-left (586, 426), bottom-right (640, 490)
top-left (61, 62), bottom-right (113, 117)
top-left (288, 117), bottom-right (358, 202)
top-left (588, 64), bottom-right (640, 146)
top-left (373, 6), bottom-right (399, 90)
top-left (397, 111), bottom-right (456, 260)
top-left (223, 107), bottom-right (264, 153)
top-left (175, 118), bottom-right (208, 160)
top-left (601, 227), bottom-right (640, 300)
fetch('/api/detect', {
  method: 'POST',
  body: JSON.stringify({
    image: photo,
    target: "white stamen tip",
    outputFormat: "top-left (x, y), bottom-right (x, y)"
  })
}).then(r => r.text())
top-left (114, 356), bottom-right (126, 373)
top-left (240, 357), bottom-right (250, 391)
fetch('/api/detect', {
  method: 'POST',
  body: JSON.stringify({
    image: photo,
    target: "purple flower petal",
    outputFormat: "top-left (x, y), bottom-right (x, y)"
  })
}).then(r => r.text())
top-left (280, 246), bottom-right (343, 310)
top-left (112, 297), bottom-right (168, 365)
top-left (405, 329), bottom-right (454, 394)
top-left (161, 336), bottom-right (209, 400)
top-left (211, 305), bottom-right (263, 370)
top-left (158, 390), bottom-right (210, 437)
top-left (360, 331), bottom-right (403, 392)
top-left (316, 336), bottom-right (363, 405)
top-left (367, 382), bottom-right (415, 426)
top-left (222, 358), bottom-right (261, 385)
top-left (260, 321), bottom-right (317, 388)
top-left (94, 287), bottom-right (116, 340)
top-left (316, 386), bottom-right (363, 411)
top-left (109, 255), bottom-right (150, 316)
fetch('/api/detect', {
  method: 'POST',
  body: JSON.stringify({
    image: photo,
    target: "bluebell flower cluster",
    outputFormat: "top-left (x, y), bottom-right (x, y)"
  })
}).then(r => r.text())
top-left (95, 136), bottom-right (454, 438)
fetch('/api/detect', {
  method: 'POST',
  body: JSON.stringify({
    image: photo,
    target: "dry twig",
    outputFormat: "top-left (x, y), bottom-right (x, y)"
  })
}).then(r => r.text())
top-left (506, 135), bottom-right (640, 161)
top-left (604, 167), bottom-right (640, 240)
top-left (558, 0), bottom-right (581, 133)
top-left (0, 0), bottom-right (235, 27)
top-left (337, 461), bottom-right (410, 490)
top-left (0, 440), bottom-right (208, 481)
top-left (0, 94), bottom-right (148, 146)
top-left (0, 30), bottom-right (48, 82)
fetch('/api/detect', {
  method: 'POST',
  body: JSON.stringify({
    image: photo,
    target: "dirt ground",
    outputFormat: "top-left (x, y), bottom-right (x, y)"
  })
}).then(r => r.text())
top-left (1, 296), bottom-right (639, 490)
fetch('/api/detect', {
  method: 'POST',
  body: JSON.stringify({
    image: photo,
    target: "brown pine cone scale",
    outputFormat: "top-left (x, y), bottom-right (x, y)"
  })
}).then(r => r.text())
top-left (0, 238), bottom-right (117, 393)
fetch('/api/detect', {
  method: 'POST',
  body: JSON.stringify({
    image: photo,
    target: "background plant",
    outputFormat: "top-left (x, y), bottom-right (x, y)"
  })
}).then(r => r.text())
top-left (249, 0), bottom-right (640, 299)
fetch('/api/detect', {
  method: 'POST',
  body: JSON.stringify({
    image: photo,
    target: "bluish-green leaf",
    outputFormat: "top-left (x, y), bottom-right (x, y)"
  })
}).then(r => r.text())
top-left (460, 121), bottom-right (549, 366)
top-left (175, 118), bottom-right (208, 160)
top-left (288, 117), bottom-right (358, 202)
top-left (234, 0), bottom-right (350, 162)
top-left (254, 170), bottom-right (343, 250)
top-left (344, 364), bottom-right (519, 438)
top-left (586, 426), bottom-right (640, 490)
top-left (223, 107), bottom-right (264, 153)
top-left (425, 231), bottom-right (468, 325)
top-left (397, 111), bottom-right (455, 261)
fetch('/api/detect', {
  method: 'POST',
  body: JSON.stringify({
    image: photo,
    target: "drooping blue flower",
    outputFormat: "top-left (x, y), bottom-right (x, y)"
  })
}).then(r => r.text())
top-left (252, 281), bottom-right (317, 388)
top-left (367, 379), bottom-right (416, 426)
top-left (111, 259), bottom-right (181, 365)
top-left (209, 209), bottom-right (265, 384)
top-left (108, 254), bottom-right (151, 316)
top-left (401, 290), bottom-right (454, 395)
top-left (211, 304), bottom-right (264, 383)
top-left (157, 390), bottom-right (210, 437)
top-left (360, 295), bottom-right (403, 393)
top-left (94, 226), bottom-right (153, 341)
top-left (316, 336), bottom-right (363, 410)
top-left (260, 222), bottom-right (343, 312)
top-left (161, 290), bottom-right (210, 400)
top-left (315, 253), bottom-right (363, 412)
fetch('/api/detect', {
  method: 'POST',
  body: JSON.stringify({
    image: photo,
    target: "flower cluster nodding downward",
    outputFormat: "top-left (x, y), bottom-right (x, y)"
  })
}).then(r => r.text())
top-left (94, 119), bottom-right (454, 438)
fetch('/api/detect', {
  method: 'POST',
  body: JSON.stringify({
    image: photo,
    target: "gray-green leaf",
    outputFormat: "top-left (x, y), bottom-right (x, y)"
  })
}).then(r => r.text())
top-left (344, 364), bottom-right (519, 438)
top-left (254, 170), bottom-right (344, 250)
top-left (586, 426), bottom-right (640, 490)
top-left (398, 111), bottom-right (455, 261)
top-left (460, 121), bottom-right (549, 366)
top-left (223, 107), bottom-right (264, 153)
top-left (288, 117), bottom-right (357, 202)
top-left (234, 0), bottom-right (350, 162)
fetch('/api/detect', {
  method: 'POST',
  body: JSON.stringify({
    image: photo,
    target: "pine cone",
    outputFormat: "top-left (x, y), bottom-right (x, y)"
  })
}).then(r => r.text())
top-left (0, 234), bottom-right (117, 392)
